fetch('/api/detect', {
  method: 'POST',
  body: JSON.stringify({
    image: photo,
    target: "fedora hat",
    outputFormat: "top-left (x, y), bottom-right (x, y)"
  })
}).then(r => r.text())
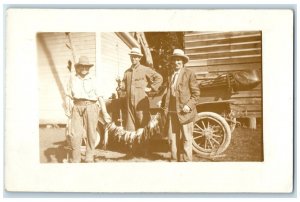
top-left (75, 56), bottom-right (94, 68)
top-left (128, 47), bottom-right (143, 57)
top-left (171, 49), bottom-right (189, 64)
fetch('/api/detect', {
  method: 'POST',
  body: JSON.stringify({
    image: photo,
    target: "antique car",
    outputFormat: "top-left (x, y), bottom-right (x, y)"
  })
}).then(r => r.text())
top-left (101, 69), bottom-right (261, 158)
top-left (188, 69), bottom-right (261, 157)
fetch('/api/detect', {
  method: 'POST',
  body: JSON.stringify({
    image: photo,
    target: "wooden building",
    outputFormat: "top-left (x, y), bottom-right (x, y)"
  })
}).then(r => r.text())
top-left (184, 31), bottom-right (262, 122)
top-left (38, 31), bottom-right (262, 126)
top-left (37, 32), bottom-right (132, 124)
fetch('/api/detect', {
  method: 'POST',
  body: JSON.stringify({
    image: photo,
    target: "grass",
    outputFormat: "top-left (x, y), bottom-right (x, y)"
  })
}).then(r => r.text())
top-left (39, 126), bottom-right (263, 163)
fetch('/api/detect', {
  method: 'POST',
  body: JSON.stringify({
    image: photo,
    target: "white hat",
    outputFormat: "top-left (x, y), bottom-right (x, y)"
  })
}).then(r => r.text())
top-left (74, 56), bottom-right (94, 68)
top-left (128, 47), bottom-right (143, 57)
top-left (171, 49), bottom-right (189, 64)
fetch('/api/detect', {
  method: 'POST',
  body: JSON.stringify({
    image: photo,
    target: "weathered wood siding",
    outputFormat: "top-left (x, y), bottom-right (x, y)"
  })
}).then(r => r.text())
top-left (98, 33), bottom-right (131, 98)
top-left (184, 31), bottom-right (262, 118)
top-left (38, 32), bottom-right (96, 124)
top-left (38, 32), bottom-right (131, 124)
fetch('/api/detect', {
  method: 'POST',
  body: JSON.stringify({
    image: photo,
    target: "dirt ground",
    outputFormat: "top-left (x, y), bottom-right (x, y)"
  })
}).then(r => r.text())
top-left (39, 126), bottom-right (263, 163)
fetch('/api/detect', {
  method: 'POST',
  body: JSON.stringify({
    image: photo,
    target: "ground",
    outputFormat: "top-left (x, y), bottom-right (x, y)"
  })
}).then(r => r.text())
top-left (39, 126), bottom-right (263, 163)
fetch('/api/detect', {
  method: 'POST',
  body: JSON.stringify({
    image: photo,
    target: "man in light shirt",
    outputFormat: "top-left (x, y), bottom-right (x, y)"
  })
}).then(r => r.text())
top-left (65, 56), bottom-right (111, 163)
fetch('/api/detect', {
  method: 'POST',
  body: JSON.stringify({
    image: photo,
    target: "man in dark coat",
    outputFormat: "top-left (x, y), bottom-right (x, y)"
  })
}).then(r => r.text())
top-left (162, 49), bottom-right (200, 162)
top-left (120, 47), bottom-right (163, 133)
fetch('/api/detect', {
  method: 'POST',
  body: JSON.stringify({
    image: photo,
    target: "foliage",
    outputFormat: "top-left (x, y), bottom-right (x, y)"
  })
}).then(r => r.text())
top-left (144, 32), bottom-right (184, 81)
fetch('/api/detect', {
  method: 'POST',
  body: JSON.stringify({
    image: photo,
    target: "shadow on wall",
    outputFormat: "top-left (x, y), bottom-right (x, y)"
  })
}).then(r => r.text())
top-left (37, 33), bottom-right (66, 106)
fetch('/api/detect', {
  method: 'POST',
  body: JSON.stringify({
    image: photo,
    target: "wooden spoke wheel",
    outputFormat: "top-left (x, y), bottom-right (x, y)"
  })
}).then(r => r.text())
top-left (192, 112), bottom-right (231, 157)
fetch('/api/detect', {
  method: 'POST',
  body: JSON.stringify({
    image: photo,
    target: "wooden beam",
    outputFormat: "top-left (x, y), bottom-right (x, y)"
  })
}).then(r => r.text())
top-left (231, 104), bottom-right (261, 111)
top-left (185, 41), bottom-right (261, 54)
top-left (249, 117), bottom-right (257, 129)
top-left (230, 98), bottom-right (262, 105)
top-left (193, 66), bottom-right (262, 77)
top-left (184, 31), bottom-right (261, 41)
top-left (231, 91), bottom-right (262, 98)
top-left (185, 35), bottom-right (262, 48)
top-left (189, 49), bottom-right (261, 60)
top-left (187, 56), bottom-right (262, 67)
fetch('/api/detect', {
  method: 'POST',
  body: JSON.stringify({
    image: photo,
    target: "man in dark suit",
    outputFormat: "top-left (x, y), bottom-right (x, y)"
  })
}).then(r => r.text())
top-left (162, 49), bottom-right (200, 162)
top-left (120, 47), bottom-right (163, 133)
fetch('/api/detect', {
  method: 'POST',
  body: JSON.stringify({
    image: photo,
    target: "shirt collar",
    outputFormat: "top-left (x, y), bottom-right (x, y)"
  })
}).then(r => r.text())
top-left (173, 68), bottom-right (182, 75)
top-left (75, 73), bottom-right (92, 80)
top-left (131, 63), bottom-right (140, 70)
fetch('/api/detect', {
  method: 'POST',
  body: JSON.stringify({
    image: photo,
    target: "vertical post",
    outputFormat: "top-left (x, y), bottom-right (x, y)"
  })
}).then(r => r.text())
top-left (136, 32), bottom-right (153, 68)
top-left (249, 117), bottom-right (257, 130)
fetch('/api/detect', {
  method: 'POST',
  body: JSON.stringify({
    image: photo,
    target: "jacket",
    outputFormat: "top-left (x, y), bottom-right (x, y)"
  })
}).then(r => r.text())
top-left (122, 64), bottom-right (163, 108)
top-left (163, 67), bottom-right (200, 124)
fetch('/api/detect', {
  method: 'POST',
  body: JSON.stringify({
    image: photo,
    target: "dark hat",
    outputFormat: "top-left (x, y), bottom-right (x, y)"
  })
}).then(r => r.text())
top-left (171, 49), bottom-right (189, 64)
top-left (75, 56), bottom-right (94, 68)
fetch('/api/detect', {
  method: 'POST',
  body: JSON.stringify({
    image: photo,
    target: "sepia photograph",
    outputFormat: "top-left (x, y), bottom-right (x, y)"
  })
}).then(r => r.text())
top-left (38, 31), bottom-right (263, 163)
top-left (5, 9), bottom-right (293, 193)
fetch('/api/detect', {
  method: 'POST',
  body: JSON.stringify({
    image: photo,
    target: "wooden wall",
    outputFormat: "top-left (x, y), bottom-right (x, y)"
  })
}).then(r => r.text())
top-left (38, 32), bottom-right (96, 124)
top-left (184, 31), bottom-right (262, 118)
top-left (38, 32), bottom-right (131, 124)
top-left (98, 33), bottom-right (131, 98)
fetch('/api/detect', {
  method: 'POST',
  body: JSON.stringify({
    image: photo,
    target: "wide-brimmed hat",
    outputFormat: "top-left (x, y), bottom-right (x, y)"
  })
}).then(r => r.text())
top-left (171, 49), bottom-right (189, 64)
top-left (75, 56), bottom-right (94, 68)
top-left (128, 47), bottom-right (143, 57)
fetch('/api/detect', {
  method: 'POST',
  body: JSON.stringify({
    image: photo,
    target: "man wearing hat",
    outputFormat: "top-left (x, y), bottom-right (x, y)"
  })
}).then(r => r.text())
top-left (161, 49), bottom-right (200, 162)
top-left (65, 56), bottom-right (111, 163)
top-left (120, 47), bottom-right (163, 134)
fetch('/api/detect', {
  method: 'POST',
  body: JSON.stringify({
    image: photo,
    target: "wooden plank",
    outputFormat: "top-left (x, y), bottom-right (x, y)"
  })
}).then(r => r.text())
top-left (230, 104), bottom-right (261, 112)
top-left (185, 33), bottom-right (261, 43)
top-left (187, 47), bottom-right (261, 56)
top-left (196, 72), bottom-right (223, 80)
top-left (44, 35), bottom-right (96, 45)
top-left (184, 31), bottom-right (261, 35)
top-left (230, 98), bottom-right (262, 105)
top-left (185, 41), bottom-right (261, 54)
top-left (231, 90), bottom-right (262, 98)
top-left (196, 75), bottom-right (262, 84)
top-left (184, 31), bottom-right (261, 41)
top-left (71, 32), bottom-right (96, 38)
top-left (200, 83), bottom-right (262, 91)
top-left (252, 83), bottom-right (262, 90)
top-left (233, 111), bottom-right (262, 118)
top-left (197, 96), bottom-right (221, 103)
top-left (230, 105), bottom-right (261, 113)
top-left (249, 117), bottom-right (257, 129)
top-left (191, 63), bottom-right (261, 72)
top-left (43, 40), bottom-right (96, 49)
top-left (189, 49), bottom-right (261, 60)
top-left (185, 41), bottom-right (261, 51)
top-left (183, 31), bottom-right (263, 120)
top-left (196, 83), bottom-right (262, 92)
top-left (187, 55), bottom-right (262, 67)
top-left (185, 35), bottom-right (261, 48)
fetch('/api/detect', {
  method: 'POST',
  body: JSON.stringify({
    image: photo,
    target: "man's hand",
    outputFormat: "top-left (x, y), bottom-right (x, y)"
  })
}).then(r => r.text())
top-left (182, 105), bottom-right (191, 113)
top-left (145, 87), bottom-right (152, 93)
top-left (115, 76), bottom-right (121, 82)
top-left (103, 112), bottom-right (112, 124)
top-left (65, 97), bottom-right (74, 118)
top-left (156, 100), bottom-right (162, 108)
